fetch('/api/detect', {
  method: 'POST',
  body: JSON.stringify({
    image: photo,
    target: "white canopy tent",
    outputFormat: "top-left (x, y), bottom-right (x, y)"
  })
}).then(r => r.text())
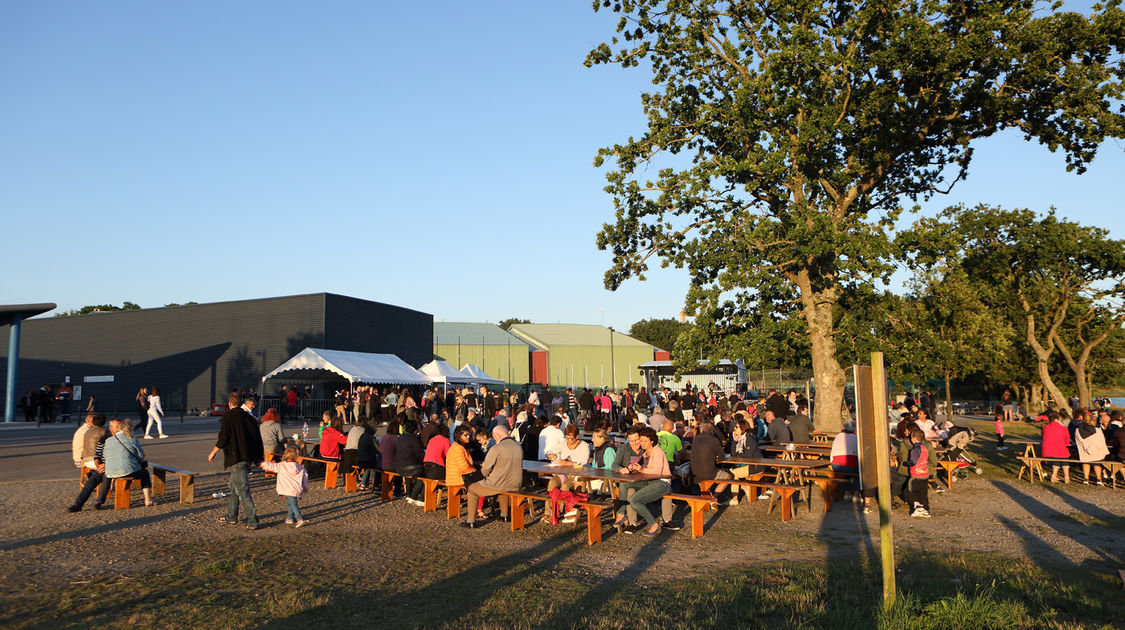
top-left (261, 347), bottom-right (432, 387)
top-left (459, 363), bottom-right (504, 387)
top-left (418, 359), bottom-right (474, 385)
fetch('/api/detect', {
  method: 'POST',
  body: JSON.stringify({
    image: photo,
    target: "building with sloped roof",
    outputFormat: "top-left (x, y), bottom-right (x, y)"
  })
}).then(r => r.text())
top-left (432, 323), bottom-right (535, 387)
top-left (507, 323), bottom-right (657, 391)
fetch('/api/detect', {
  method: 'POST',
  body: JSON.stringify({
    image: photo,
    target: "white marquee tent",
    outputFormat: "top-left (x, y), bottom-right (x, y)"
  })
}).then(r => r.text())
top-left (261, 347), bottom-right (432, 387)
top-left (418, 359), bottom-right (474, 385)
top-left (459, 363), bottom-right (504, 386)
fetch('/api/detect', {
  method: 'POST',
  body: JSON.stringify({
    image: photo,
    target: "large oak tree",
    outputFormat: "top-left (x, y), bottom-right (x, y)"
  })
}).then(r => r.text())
top-left (588, 0), bottom-right (1125, 429)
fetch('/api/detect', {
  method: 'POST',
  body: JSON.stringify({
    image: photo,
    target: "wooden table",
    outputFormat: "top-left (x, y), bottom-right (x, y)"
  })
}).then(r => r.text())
top-left (522, 460), bottom-right (669, 486)
top-left (1009, 439), bottom-right (1043, 482)
top-left (810, 432), bottom-right (837, 444)
top-left (762, 444), bottom-right (831, 460)
top-left (720, 456), bottom-right (828, 485)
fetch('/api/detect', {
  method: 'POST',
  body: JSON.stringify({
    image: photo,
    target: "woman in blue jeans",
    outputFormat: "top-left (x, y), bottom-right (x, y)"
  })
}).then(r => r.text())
top-left (612, 427), bottom-right (671, 537)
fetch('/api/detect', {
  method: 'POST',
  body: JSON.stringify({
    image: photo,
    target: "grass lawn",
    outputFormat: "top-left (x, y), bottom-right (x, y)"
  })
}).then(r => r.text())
top-left (4, 536), bottom-right (1122, 630)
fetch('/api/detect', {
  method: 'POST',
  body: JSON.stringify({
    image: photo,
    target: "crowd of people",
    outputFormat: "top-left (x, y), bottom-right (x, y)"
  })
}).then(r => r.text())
top-left (64, 379), bottom-right (1122, 534)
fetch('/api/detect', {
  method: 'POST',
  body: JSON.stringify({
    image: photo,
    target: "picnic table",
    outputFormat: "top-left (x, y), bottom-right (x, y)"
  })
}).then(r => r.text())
top-left (522, 459), bottom-right (669, 484)
top-left (761, 444), bottom-right (831, 460)
top-left (721, 456), bottom-right (828, 485)
top-left (1007, 439), bottom-right (1042, 481)
top-left (810, 432), bottom-right (837, 444)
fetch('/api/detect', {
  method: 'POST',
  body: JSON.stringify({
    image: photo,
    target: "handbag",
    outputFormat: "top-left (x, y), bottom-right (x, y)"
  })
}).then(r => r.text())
top-left (462, 470), bottom-right (485, 486)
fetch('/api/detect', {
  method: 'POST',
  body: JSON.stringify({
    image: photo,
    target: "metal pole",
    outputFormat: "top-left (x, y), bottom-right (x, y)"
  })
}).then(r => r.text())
top-left (870, 351), bottom-right (897, 609)
top-left (5, 315), bottom-right (21, 423)
top-left (609, 326), bottom-right (616, 391)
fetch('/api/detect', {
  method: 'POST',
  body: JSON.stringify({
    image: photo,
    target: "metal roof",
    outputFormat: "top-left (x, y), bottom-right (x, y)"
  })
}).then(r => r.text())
top-left (0, 303), bottom-right (56, 325)
top-left (507, 323), bottom-right (653, 349)
top-left (639, 359), bottom-right (746, 368)
top-left (433, 322), bottom-right (533, 347)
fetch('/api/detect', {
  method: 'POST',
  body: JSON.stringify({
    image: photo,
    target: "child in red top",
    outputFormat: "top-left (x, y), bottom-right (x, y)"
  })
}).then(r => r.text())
top-left (994, 411), bottom-right (1006, 450)
top-left (906, 429), bottom-right (931, 518)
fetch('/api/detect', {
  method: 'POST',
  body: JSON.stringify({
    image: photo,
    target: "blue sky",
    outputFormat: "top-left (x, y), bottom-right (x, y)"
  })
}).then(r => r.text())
top-left (2, 2), bottom-right (1122, 331)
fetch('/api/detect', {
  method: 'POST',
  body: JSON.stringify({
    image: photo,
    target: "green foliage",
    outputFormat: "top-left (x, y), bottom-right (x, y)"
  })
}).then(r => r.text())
top-left (164, 301), bottom-right (199, 308)
top-left (54, 301), bottom-right (141, 317)
top-left (627, 317), bottom-right (693, 351)
top-left (498, 318), bottom-right (530, 331)
top-left (900, 204), bottom-right (1125, 404)
top-left (587, 0), bottom-right (1125, 425)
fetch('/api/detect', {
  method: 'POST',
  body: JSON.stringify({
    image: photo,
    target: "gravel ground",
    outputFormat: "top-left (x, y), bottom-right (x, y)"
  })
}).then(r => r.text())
top-left (2, 460), bottom-right (1122, 593)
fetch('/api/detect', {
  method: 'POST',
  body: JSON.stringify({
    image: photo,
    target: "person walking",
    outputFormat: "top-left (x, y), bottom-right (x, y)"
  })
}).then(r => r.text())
top-left (208, 391), bottom-right (264, 529)
top-left (144, 387), bottom-right (168, 439)
top-left (134, 386), bottom-right (150, 432)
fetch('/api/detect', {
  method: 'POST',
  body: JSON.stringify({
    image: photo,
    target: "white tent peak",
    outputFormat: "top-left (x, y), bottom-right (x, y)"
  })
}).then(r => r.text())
top-left (418, 359), bottom-right (473, 384)
top-left (261, 347), bottom-right (431, 386)
top-left (459, 364), bottom-right (504, 386)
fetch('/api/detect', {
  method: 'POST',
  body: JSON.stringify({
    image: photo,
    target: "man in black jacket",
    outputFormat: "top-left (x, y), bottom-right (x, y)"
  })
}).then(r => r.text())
top-left (208, 392), bottom-right (264, 529)
top-left (396, 420), bottom-right (426, 506)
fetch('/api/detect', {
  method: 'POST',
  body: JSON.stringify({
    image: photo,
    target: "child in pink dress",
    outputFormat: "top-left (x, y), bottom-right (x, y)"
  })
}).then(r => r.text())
top-left (260, 447), bottom-right (309, 526)
top-left (994, 411), bottom-right (1006, 450)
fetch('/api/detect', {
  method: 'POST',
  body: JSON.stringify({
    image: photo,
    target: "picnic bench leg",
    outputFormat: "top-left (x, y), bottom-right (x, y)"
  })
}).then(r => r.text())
top-left (509, 495), bottom-right (527, 531)
top-left (113, 478), bottom-right (134, 510)
top-left (180, 474), bottom-right (195, 504)
top-left (690, 501), bottom-right (710, 539)
top-left (153, 468), bottom-right (166, 496)
top-left (345, 468), bottom-right (357, 493)
top-left (324, 462), bottom-right (339, 490)
top-left (423, 480), bottom-right (438, 512)
top-left (584, 505), bottom-right (604, 545)
top-left (381, 472), bottom-right (393, 502)
top-left (780, 489), bottom-right (795, 522)
top-left (447, 485), bottom-right (464, 519)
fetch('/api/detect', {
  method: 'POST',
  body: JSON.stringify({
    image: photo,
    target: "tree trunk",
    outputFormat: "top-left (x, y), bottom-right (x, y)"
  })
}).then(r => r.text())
top-left (1029, 384), bottom-right (1044, 415)
top-left (795, 274), bottom-right (847, 432)
top-left (1022, 308), bottom-right (1067, 410)
top-left (943, 369), bottom-right (953, 425)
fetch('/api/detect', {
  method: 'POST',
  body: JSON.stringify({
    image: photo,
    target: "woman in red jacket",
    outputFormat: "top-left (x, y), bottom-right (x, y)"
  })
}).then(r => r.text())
top-left (1040, 410), bottom-right (1071, 483)
top-left (317, 416), bottom-right (348, 461)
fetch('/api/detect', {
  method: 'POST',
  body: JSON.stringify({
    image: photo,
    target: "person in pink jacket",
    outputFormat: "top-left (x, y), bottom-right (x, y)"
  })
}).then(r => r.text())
top-left (1041, 410), bottom-right (1071, 483)
top-left (260, 446), bottom-right (310, 526)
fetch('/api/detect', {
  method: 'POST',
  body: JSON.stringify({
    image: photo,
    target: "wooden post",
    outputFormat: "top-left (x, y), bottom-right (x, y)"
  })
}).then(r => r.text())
top-left (870, 352), bottom-right (896, 609)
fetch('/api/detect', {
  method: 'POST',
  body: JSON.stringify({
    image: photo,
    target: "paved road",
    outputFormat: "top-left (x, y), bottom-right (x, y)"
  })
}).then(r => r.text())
top-left (0, 417), bottom-right (305, 483)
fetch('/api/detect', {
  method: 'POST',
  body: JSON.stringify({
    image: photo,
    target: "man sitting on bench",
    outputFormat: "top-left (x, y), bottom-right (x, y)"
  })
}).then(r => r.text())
top-left (462, 425), bottom-right (522, 529)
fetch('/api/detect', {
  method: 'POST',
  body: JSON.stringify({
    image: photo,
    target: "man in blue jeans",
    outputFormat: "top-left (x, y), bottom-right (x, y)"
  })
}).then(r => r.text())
top-left (208, 391), bottom-right (264, 529)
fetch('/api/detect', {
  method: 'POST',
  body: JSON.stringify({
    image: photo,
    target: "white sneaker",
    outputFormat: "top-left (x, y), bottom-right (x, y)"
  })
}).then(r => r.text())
top-left (564, 508), bottom-right (579, 517)
top-left (285, 518), bottom-right (295, 524)
top-left (911, 508), bottom-right (931, 518)
top-left (143, 435), bottom-right (154, 439)
top-left (159, 434), bottom-right (169, 439)
top-left (729, 497), bottom-right (740, 506)
top-left (757, 493), bottom-right (771, 501)
top-left (295, 519), bottom-right (306, 527)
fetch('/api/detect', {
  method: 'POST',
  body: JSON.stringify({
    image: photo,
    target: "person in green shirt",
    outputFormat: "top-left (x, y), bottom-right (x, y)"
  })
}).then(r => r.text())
top-left (657, 418), bottom-right (684, 464)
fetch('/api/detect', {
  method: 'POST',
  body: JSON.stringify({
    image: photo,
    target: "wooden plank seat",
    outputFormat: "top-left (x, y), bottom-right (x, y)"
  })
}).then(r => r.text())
top-left (1018, 456), bottom-right (1124, 488)
top-left (446, 484), bottom-right (465, 519)
top-left (297, 456), bottom-right (343, 490)
top-left (151, 464), bottom-right (197, 504)
top-left (504, 490), bottom-right (612, 545)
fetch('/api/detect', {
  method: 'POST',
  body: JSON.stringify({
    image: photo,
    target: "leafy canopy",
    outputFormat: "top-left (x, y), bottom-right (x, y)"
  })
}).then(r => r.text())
top-left (588, 0), bottom-right (1125, 363)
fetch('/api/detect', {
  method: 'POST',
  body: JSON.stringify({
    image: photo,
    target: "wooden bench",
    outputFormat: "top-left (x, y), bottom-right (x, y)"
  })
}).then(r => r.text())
top-left (419, 477), bottom-right (447, 513)
top-left (446, 484), bottom-right (465, 519)
top-left (297, 456), bottom-right (347, 490)
top-left (1018, 456), bottom-right (1124, 488)
top-left (936, 460), bottom-right (962, 490)
top-left (665, 493), bottom-right (713, 539)
top-left (504, 490), bottom-right (612, 545)
top-left (151, 464), bottom-right (197, 504)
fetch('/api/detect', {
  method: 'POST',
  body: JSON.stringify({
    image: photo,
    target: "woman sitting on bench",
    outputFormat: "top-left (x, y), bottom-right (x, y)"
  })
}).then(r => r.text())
top-left (1075, 412), bottom-right (1109, 485)
top-left (104, 418), bottom-right (155, 507)
top-left (1041, 410), bottom-right (1072, 483)
top-left (612, 426), bottom-right (671, 537)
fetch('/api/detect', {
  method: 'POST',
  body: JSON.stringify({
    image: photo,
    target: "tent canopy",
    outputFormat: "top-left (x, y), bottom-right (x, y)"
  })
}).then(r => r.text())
top-left (418, 359), bottom-right (474, 384)
top-left (262, 348), bottom-right (431, 386)
top-left (459, 363), bottom-right (504, 386)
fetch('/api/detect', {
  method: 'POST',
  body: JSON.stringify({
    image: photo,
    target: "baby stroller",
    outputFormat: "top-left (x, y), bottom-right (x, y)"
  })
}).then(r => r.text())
top-left (942, 424), bottom-right (983, 477)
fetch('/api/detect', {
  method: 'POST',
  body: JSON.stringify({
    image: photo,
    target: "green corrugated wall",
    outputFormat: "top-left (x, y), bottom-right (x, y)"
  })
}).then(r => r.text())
top-left (545, 345), bottom-right (650, 390)
top-left (432, 343), bottom-right (530, 387)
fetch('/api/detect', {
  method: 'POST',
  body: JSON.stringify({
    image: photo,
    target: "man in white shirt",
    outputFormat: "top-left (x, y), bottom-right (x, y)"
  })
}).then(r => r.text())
top-left (538, 415), bottom-right (566, 461)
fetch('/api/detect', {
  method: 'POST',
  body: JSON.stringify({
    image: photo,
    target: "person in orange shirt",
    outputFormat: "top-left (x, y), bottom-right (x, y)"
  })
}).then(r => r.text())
top-left (445, 425), bottom-right (485, 520)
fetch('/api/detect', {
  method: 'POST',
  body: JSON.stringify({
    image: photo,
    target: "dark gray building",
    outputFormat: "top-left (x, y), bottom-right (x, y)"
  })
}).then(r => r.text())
top-left (0, 293), bottom-right (432, 414)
